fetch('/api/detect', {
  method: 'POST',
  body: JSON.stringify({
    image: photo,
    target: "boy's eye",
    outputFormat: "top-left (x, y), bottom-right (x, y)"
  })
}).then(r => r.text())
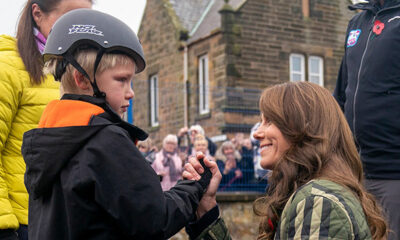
top-left (116, 77), bottom-right (128, 82)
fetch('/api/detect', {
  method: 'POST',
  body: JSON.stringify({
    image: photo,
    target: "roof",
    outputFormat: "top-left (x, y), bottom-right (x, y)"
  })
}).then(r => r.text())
top-left (169, 0), bottom-right (213, 33)
top-left (168, 0), bottom-right (246, 43)
top-left (190, 0), bottom-right (245, 43)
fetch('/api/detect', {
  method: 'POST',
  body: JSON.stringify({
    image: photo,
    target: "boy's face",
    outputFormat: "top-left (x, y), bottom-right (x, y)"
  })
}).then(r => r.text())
top-left (96, 59), bottom-right (136, 118)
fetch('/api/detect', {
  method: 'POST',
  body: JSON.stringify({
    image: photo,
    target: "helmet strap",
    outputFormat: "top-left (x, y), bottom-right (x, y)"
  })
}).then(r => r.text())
top-left (92, 50), bottom-right (106, 98)
top-left (64, 51), bottom-right (106, 98)
top-left (54, 59), bottom-right (68, 81)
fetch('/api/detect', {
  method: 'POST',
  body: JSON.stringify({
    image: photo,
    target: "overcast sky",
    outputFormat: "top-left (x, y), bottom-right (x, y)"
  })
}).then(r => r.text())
top-left (0, 0), bottom-right (146, 36)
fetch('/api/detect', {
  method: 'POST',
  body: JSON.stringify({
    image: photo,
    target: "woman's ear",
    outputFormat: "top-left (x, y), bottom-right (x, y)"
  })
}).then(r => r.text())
top-left (73, 70), bottom-right (92, 91)
top-left (31, 3), bottom-right (43, 27)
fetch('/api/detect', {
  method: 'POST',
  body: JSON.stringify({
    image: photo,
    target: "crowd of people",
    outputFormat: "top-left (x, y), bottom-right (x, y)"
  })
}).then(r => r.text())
top-left (137, 125), bottom-right (269, 192)
top-left (0, 0), bottom-right (398, 239)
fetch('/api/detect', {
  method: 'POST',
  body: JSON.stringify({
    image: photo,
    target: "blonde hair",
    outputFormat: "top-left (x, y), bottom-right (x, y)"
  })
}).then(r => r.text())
top-left (215, 141), bottom-right (241, 162)
top-left (44, 49), bottom-right (133, 93)
top-left (193, 134), bottom-right (208, 147)
top-left (137, 138), bottom-right (153, 151)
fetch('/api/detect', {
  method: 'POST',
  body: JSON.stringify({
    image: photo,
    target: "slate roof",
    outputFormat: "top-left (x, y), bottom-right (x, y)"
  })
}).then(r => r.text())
top-left (169, 0), bottom-right (213, 33)
top-left (169, 0), bottom-right (246, 43)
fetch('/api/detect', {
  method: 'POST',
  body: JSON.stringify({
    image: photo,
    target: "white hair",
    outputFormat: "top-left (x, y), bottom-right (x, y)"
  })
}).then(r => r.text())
top-left (189, 124), bottom-right (205, 136)
top-left (163, 134), bottom-right (178, 147)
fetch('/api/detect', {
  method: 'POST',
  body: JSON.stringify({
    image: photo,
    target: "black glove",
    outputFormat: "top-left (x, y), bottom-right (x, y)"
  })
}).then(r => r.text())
top-left (197, 156), bottom-right (212, 191)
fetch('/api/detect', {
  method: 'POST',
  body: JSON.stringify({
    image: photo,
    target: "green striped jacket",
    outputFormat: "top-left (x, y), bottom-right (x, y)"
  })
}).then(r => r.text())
top-left (195, 179), bottom-right (372, 240)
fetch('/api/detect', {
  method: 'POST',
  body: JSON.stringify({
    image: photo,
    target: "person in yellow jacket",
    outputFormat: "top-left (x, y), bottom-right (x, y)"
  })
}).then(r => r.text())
top-left (0, 1), bottom-right (92, 239)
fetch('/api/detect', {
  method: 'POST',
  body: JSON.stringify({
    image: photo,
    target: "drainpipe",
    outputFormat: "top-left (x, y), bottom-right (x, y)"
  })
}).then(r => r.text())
top-left (182, 39), bottom-right (189, 146)
top-left (184, 44), bottom-right (189, 130)
top-left (183, 44), bottom-right (188, 128)
top-left (180, 29), bottom-right (189, 146)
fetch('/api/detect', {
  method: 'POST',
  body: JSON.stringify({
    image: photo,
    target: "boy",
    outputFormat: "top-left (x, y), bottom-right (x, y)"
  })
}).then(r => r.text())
top-left (21, 9), bottom-right (210, 240)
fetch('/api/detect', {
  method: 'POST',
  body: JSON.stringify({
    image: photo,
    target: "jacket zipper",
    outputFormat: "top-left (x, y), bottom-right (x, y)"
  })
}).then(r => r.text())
top-left (353, 16), bottom-right (376, 143)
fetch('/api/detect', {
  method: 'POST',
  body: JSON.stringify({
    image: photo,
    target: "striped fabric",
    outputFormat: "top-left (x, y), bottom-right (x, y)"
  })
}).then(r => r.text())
top-left (275, 179), bottom-right (372, 239)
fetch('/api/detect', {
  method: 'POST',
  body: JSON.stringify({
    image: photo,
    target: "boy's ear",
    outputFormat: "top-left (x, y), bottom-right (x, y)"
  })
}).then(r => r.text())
top-left (73, 70), bottom-right (91, 91)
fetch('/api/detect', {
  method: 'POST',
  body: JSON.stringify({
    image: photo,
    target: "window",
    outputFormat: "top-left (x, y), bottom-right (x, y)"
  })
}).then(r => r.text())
top-left (198, 54), bottom-right (209, 114)
top-left (290, 54), bottom-right (305, 82)
top-left (308, 56), bottom-right (324, 86)
top-left (290, 54), bottom-right (324, 86)
top-left (149, 75), bottom-right (159, 127)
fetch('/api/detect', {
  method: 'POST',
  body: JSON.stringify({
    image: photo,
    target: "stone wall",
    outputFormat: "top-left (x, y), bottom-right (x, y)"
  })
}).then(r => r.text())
top-left (171, 194), bottom-right (264, 240)
top-left (233, 0), bottom-right (354, 91)
top-left (134, 0), bottom-right (187, 145)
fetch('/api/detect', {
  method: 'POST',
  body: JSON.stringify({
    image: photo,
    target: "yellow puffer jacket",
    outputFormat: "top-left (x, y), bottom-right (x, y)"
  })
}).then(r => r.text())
top-left (0, 35), bottom-right (59, 229)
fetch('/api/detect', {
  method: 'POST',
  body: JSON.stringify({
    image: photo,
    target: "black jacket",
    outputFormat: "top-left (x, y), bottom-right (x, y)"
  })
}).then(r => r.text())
top-left (22, 94), bottom-right (205, 240)
top-left (334, 1), bottom-right (400, 179)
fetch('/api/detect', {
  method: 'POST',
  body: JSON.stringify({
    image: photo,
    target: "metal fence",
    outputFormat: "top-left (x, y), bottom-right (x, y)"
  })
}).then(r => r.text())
top-left (131, 80), bottom-right (270, 193)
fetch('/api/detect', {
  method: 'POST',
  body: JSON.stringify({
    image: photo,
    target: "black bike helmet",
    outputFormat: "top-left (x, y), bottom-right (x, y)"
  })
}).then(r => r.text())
top-left (44, 9), bottom-right (146, 97)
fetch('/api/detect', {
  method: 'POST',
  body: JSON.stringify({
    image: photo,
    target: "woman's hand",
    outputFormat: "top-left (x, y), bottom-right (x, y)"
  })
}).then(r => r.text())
top-left (183, 152), bottom-right (222, 219)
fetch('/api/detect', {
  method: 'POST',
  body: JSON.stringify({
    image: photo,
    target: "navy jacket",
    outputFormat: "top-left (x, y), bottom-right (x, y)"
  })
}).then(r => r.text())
top-left (334, 1), bottom-right (400, 179)
top-left (22, 94), bottom-right (206, 240)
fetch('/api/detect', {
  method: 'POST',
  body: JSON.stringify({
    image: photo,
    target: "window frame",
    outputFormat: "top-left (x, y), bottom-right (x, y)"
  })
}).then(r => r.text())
top-left (149, 74), bottom-right (159, 127)
top-left (198, 54), bottom-right (210, 115)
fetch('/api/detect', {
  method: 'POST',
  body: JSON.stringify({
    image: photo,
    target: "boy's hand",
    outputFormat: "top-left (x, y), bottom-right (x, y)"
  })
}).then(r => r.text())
top-left (183, 152), bottom-right (222, 219)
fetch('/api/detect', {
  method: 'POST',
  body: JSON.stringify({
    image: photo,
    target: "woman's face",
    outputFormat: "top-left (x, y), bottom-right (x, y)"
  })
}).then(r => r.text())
top-left (194, 141), bottom-right (208, 154)
top-left (33, 0), bottom-right (92, 38)
top-left (223, 146), bottom-right (234, 156)
top-left (164, 141), bottom-right (177, 153)
top-left (252, 115), bottom-right (291, 170)
top-left (138, 144), bottom-right (148, 153)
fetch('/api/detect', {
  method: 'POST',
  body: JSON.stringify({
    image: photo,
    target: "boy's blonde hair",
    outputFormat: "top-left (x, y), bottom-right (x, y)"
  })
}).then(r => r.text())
top-left (44, 49), bottom-right (134, 93)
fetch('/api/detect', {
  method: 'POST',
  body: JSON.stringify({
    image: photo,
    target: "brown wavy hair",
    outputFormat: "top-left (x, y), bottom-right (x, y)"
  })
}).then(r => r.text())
top-left (253, 82), bottom-right (387, 239)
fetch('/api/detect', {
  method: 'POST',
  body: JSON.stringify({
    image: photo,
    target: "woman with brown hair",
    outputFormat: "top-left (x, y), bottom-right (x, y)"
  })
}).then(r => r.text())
top-left (184, 82), bottom-right (388, 239)
top-left (0, 1), bottom-right (91, 239)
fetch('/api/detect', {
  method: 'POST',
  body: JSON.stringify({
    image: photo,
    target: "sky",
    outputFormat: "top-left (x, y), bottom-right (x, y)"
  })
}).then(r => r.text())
top-left (0, 0), bottom-right (147, 36)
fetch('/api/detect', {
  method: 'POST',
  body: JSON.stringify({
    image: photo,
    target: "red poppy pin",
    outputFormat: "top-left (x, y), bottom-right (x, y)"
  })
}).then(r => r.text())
top-left (373, 20), bottom-right (385, 35)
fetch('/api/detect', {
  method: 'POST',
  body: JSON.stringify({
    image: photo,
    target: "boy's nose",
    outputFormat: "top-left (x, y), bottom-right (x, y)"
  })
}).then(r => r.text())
top-left (126, 87), bottom-right (134, 99)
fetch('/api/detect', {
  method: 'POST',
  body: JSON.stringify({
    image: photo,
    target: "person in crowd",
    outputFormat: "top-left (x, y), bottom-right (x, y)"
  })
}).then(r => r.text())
top-left (0, 1), bottom-right (92, 239)
top-left (192, 134), bottom-right (214, 161)
top-left (230, 132), bottom-right (244, 152)
top-left (250, 122), bottom-right (269, 190)
top-left (184, 82), bottom-right (388, 240)
top-left (21, 9), bottom-right (211, 239)
top-left (215, 141), bottom-right (242, 191)
top-left (334, 1), bottom-right (400, 239)
top-left (137, 137), bottom-right (157, 164)
top-left (152, 134), bottom-right (183, 191)
top-left (177, 124), bottom-right (217, 156)
top-left (239, 138), bottom-right (256, 186)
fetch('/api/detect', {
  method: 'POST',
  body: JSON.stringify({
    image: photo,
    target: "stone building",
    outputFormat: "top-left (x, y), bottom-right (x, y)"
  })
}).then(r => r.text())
top-left (132, 0), bottom-right (354, 146)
